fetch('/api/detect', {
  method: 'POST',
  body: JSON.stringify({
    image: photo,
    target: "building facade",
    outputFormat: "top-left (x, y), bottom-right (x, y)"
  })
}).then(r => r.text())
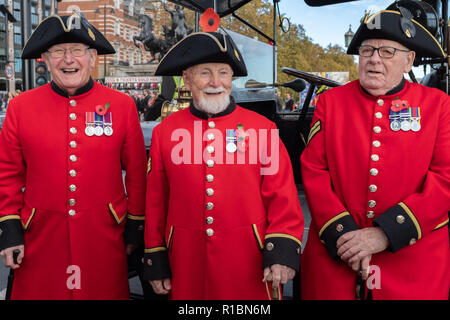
top-left (0, 0), bottom-right (57, 93)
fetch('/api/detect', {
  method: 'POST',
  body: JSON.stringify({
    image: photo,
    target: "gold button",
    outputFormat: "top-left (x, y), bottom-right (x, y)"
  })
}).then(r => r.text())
top-left (138, 225), bottom-right (144, 231)
top-left (367, 211), bottom-right (375, 218)
top-left (69, 184), bottom-right (77, 192)
top-left (206, 228), bottom-right (214, 237)
top-left (375, 112), bottom-right (383, 119)
top-left (147, 259), bottom-right (153, 266)
top-left (69, 141), bottom-right (77, 148)
top-left (206, 146), bottom-right (214, 154)
top-left (206, 174), bottom-right (214, 182)
top-left (68, 209), bottom-right (76, 216)
top-left (266, 242), bottom-right (274, 251)
top-left (70, 127), bottom-right (77, 134)
top-left (70, 155), bottom-right (77, 162)
top-left (370, 168), bottom-right (378, 176)
top-left (68, 199), bottom-right (76, 206)
top-left (369, 184), bottom-right (378, 192)
top-left (206, 202), bottom-right (214, 210)
top-left (206, 188), bottom-right (214, 196)
top-left (69, 170), bottom-right (77, 177)
top-left (207, 133), bottom-right (215, 141)
top-left (373, 140), bottom-right (381, 148)
top-left (206, 216), bottom-right (214, 225)
top-left (373, 126), bottom-right (381, 134)
top-left (409, 238), bottom-right (416, 245)
top-left (396, 215), bottom-right (405, 224)
top-left (368, 200), bottom-right (376, 208)
top-left (69, 100), bottom-right (77, 107)
top-left (371, 154), bottom-right (379, 162)
top-left (69, 113), bottom-right (77, 120)
top-left (377, 99), bottom-right (384, 106)
top-left (208, 121), bottom-right (215, 128)
top-left (336, 224), bottom-right (344, 232)
top-left (206, 160), bottom-right (214, 168)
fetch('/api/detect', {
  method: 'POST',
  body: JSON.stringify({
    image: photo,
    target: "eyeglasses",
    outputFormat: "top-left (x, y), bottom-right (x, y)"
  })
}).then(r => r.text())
top-left (358, 45), bottom-right (411, 59)
top-left (46, 47), bottom-right (91, 58)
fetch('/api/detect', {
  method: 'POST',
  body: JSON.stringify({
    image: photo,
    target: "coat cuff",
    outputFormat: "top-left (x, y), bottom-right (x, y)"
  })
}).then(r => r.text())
top-left (373, 202), bottom-right (421, 252)
top-left (262, 235), bottom-right (302, 272)
top-left (142, 248), bottom-right (172, 281)
top-left (123, 213), bottom-right (145, 245)
top-left (319, 212), bottom-right (359, 260)
top-left (0, 216), bottom-right (25, 251)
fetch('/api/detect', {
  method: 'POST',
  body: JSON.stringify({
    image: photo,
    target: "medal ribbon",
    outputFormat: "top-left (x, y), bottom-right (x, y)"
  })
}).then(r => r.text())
top-left (86, 112), bottom-right (94, 124)
top-left (104, 112), bottom-right (112, 125)
top-left (411, 107), bottom-right (420, 123)
top-left (95, 113), bottom-right (104, 127)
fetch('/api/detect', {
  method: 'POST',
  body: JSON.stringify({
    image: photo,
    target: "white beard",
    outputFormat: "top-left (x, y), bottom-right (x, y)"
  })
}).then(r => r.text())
top-left (195, 87), bottom-right (230, 115)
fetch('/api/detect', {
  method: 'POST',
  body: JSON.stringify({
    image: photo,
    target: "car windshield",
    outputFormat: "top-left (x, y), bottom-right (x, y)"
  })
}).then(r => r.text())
top-left (226, 29), bottom-right (274, 89)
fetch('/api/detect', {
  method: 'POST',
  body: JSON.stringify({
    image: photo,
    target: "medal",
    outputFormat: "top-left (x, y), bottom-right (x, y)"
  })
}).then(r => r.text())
top-left (94, 113), bottom-right (104, 136)
top-left (410, 107), bottom-right (421, 132)
top-left (103, 112), bottom-right (113, 136)
top-left (225, 129), bottom-right (237, 153)
top-left (390, 120), bottom-right (401, 131)
top-left (85, 125), bottom-right (95, 136)
top-left (85, 112), bottom-right (95, 136)
top-left (389, 109), bottom-right (401, 132)
top-left (400, 109), bottom-right (411, 131)
top-left (94, 126), bottom-right (104, 136)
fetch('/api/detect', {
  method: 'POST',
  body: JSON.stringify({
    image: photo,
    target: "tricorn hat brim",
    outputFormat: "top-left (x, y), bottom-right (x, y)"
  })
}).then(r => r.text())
top-left (21, 14), bottom-right (115, 59)
top-left (155, 32), bottom-right (248, 77)
top-left (347, 10), bottom-right (445, 58)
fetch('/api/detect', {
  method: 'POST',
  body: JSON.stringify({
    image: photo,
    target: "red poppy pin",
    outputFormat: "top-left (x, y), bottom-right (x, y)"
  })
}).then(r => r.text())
top-left (95, 102), bottom-right (111, 116)
top-left (390, 98), bottom-right (409, 112)
top-left (200, 8), bottom-right (220, 32)
top-left (236, 124), bottom-right (249, 153)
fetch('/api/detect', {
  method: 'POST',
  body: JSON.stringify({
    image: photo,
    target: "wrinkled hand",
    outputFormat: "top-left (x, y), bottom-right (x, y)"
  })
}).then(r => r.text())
top-left (263, 264), bottom-right (296, 289)
top-left (336, 227), bottom-right (388, 279)
top-left (0, 245), bottom-right (24, 269)
top-left (149, 278), bottom-right (171, 295)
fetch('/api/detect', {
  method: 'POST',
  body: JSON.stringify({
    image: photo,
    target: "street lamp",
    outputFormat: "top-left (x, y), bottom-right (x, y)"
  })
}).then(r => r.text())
top-left (95, 4), bottom-right (115, 80)
top-left (344, 24), bottom-right (354, 48)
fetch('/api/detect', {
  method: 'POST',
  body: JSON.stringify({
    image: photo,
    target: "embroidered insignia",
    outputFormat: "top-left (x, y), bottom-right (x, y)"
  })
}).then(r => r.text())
top-left (307, 120), bottom-right (321, 145)
top-left (88, 28), bottom-right (95, 41)
top-left (147, 157), bottom-right (152, 174)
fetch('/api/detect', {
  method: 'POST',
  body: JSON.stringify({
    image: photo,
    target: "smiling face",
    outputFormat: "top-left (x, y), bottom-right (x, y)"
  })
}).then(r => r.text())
top-left (42, 42), bottom-right (97, 96)
top-left (358, 39), bottom-right (415, 96)
top-left (182, 62), bottom-right (233, 115)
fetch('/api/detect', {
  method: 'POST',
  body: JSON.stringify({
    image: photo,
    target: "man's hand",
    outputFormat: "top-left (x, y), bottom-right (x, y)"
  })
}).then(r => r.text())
top-left (262, 264), bottom-right (296, 289)
top-left (336, 227), bottom-right (389, 278)
top-left (0, 245), bottom-right (24, 269)
top-left (149, 278), bottom-right (171, 295)
top-left (125, 244), bottom-right (138, 255)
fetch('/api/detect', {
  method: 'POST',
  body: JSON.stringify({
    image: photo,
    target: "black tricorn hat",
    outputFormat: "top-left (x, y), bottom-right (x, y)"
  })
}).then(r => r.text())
top-left (347, 10), bottom-right (445, 58)
top-left (21, 13), bottom-right (115, 59)
top-left (155, 32), bottom-right (248, 76)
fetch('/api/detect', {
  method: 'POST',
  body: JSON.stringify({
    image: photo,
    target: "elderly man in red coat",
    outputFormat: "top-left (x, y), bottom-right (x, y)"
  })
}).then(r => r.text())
top-left (143, 32), bottom-right (304, 300)
top-left (0, 13), bottom-right (147, 299)
top-left (301, 8), bottom-right (450, 300)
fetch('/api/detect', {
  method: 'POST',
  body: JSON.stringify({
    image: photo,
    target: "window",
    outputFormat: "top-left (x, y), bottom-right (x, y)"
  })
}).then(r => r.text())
top-left (13, 25), bottom-right (21, 46)
top-left (114, 20), bottom-right (120, 35)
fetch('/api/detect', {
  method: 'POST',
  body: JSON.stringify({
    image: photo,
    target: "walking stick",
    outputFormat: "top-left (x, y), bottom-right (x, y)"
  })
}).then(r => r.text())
top-left (5, 249), bottom-right (20, 301)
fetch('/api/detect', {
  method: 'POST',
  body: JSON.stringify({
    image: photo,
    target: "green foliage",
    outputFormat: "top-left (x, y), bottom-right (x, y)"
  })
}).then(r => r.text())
top-left (218, 0), bottom-right (358, 101)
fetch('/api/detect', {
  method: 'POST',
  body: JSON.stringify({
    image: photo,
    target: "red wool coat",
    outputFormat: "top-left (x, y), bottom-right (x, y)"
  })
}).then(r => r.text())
top-left (0, 81), bottom-right (147, 299)
top-left (144, 103), bottom-right (304, 300)
top-left (301, 80), bottom-right (450, 300)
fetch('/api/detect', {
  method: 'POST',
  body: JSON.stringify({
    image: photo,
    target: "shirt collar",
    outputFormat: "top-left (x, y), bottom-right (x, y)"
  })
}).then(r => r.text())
top-left (189, 96), bottom-right (236, 120)
top-left (51, 77), bottom-right (94, 98)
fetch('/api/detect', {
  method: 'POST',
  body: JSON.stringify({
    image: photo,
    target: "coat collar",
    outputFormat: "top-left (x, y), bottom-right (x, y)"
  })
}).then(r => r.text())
top-left (51, 77), bottom-right (94, 98)
top-left (189, 95), bottom-right (236, 120)
top-left (361, 78), bottom-right (406, 97)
